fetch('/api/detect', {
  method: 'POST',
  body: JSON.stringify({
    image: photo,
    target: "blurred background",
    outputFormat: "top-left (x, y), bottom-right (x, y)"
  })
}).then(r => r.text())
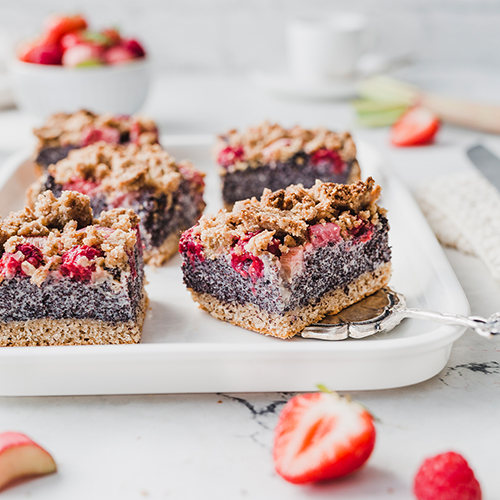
top-left (1, 0), bottom-right (499, 74)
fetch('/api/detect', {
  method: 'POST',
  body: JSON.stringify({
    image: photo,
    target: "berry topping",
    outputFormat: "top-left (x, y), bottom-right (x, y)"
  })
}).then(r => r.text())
top-left (266, 239), bottom-right (281, 257)
top-left (230, 251), bottom-right (264, 282)
top-left (229, 233), bottom-right (281, 282)
top-left (60, 245), bottom-right (103, 281)
top-left (62, 178), bottom-right (100, 196)
top-left (81, 126), bottom-right (121, 146)
top-left (308, 222), bottom-right (342, 248)
top-left (217, 146), bottom-right (245, 168)
top-left (350, 220), bottom-right (374, 242)
top-left (311, 149), bottom-right (346, 174)
top-left (129, 121), bottom-right (159, 145)
top-left (179, 228), bottom-right (205, 264)
top-left (273, 390), bottom-right (376, 484)
top-left (178, 164), bottom-right (205, 188)
top-left (0, 244), bottom-right (43, 279)
top-left (414, 452), bottom-right (482, 500)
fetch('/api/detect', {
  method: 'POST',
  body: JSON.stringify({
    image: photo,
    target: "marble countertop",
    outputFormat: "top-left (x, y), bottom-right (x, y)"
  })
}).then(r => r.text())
top-left (0, 69), bottom-right (499, 499)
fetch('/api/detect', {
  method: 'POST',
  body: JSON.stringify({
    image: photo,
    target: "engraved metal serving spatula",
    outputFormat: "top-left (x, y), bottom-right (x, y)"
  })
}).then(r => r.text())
top-left (301, 287), bottom-right (500, 341)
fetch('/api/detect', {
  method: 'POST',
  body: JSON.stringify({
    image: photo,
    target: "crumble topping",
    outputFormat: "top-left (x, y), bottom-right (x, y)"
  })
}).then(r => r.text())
top-left (33, 110), bottom-right (158, 151)
top-left (45, 142), bottom-right (203, 195)
top-left (215, 121), bottom-right (357, 170)
top-left (189, 178), bottom-right (385, 258)
top-left (0, 191), bottom-right (140, 285)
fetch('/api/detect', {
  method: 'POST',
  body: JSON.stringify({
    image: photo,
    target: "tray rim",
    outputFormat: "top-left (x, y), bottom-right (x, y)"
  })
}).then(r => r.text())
top-left (0, 137), bottom-right (470, 393)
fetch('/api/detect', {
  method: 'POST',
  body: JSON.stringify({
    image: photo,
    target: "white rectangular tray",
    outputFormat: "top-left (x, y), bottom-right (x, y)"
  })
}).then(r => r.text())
top-left (0, 137), bottom-right (469, 395)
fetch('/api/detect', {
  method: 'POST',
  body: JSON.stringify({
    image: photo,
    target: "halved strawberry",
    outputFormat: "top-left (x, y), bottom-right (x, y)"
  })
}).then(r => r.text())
top-left (18, 40), bottom-right (63, 65)
top-left (273, 391), bottom-right (376, 484)
top-left (390, 106), bottom-right (440, 147)
top-left (42, 14), bottom-right (88, 44)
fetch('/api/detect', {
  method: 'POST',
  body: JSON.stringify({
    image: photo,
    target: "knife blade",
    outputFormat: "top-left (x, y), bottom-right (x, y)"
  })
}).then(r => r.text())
top-left (466, 144), bottom-right (500, 190)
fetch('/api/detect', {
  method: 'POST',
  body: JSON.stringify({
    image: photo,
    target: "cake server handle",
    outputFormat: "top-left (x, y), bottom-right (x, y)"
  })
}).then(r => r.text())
top-left (301, 288), bottom-right (500, 340)
top-left (399, 309), bottom-right (500, 339)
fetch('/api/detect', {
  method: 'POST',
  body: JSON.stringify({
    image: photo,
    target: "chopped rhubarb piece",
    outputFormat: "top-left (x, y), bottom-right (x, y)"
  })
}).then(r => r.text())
top-left (308, 222), bottom-right (342, 248)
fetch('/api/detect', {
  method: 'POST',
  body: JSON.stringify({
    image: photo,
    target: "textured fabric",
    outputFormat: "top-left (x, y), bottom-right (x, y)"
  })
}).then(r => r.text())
top-left (416, 170), bottom-right (500, 281)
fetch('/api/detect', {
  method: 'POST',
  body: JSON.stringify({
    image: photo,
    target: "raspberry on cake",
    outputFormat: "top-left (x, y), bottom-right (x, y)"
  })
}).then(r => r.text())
top-left (28, 142), bottom-right (206, 265)
top-left (0, 191), bottom-right (147, 346)
top-left (180, 178), bottom-right (391, 339)
top-left (32, 109), bottom-right (159, 173)
top-left (214, 121), bottom-right (361, 208)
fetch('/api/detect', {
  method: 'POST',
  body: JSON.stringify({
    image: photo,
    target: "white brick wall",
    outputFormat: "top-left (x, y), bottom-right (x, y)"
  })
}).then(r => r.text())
top-left (1, 0), bottom-right (499, 71)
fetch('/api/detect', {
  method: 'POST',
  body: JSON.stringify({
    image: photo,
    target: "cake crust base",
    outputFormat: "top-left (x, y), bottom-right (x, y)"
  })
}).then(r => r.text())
top-left (144, 232), bottom-right (181, 266)
top-left (189, 262), bottom-right (392, 339)
top-left (0, 293), bottom-right (149, 346)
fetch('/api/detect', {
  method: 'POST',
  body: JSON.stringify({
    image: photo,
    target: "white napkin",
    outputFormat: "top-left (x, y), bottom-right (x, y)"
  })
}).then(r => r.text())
top-left (416, 170), bottom-right (500, 281)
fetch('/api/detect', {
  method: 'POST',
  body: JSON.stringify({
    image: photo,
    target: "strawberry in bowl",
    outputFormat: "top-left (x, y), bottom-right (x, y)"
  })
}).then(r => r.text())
top-left (17, 14), bottom-right (146, 67)
top-left (11, 14), bottom-right (150, 117)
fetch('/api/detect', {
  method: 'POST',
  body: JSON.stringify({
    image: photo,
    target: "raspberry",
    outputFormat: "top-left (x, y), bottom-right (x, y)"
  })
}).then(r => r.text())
top-left (229, 232), bottom-right (280, 282)
top-left (414, 452), bottom-right (482, 500)
top-left (217, 146), bottom-right (245, 168)
top-left (179, 228), bottom-right (205, 264)
top-left (0, 244), bottom-right (43, 278)
top-left (60, 245), bottom-right (103, 281)
top-left (311, 148), bottom-right (345, 174)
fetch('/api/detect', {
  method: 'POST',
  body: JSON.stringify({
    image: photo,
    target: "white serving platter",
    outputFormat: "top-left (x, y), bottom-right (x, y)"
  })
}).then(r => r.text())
top-left (0, 137), bottom-right (469, 395)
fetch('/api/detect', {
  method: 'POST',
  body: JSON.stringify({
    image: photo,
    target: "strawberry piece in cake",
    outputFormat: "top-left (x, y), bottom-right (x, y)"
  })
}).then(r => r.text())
top-left (0, 191), bottom-right (147, 346)
top-left (32, 110), bottom-right (159, 174)
top-left (180, 178), bottom-right (391, 339)
top-left (214, 121), bottom-right (361, 208)
top-left (28, 142), bottom-right (206, 265)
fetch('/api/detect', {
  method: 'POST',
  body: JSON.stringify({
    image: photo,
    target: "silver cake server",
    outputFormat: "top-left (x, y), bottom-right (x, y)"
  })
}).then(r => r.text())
top-left (301, 287), bottom-right (500, 341)
top-left (467, 144), bottom-right (500, 191)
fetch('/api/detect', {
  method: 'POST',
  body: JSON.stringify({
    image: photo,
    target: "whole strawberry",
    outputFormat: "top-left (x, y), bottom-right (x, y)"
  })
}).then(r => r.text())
top-left (414, 452), bottom-right (482, 500)
top-left (273, 391), bottom-right (376, 484)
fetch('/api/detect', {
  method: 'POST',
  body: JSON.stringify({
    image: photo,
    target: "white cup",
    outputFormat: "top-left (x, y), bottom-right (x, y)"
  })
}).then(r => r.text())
top-left (287, 14), bottom-right (371, 82)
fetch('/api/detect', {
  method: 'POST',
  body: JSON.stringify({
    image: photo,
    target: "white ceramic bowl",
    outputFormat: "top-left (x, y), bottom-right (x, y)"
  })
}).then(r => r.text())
top-left (10, 58), bottom-right (151, 118)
